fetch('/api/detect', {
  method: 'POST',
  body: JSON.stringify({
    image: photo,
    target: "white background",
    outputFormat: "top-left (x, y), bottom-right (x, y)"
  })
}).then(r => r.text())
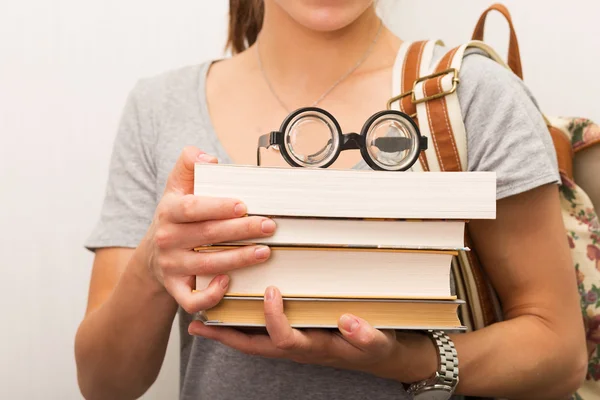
top-left (1, 1), bottom-right (598, 399)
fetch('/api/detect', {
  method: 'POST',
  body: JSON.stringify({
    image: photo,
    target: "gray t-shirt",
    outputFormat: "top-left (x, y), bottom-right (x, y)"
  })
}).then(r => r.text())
top-left (85, 48), bottom-right (560, 399)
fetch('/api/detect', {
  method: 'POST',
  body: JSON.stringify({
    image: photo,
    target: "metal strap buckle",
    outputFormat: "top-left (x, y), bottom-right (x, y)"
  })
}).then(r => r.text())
top-left (411, 68), bottom-right (459, 105)
top-left (385, 90), bottom-right (414, 116)
top-left (386, 68), bottom-right (460, 112)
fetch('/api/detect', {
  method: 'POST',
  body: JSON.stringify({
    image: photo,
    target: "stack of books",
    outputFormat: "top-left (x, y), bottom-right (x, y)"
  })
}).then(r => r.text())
top-left (193, 164), bottom-right (496, 331)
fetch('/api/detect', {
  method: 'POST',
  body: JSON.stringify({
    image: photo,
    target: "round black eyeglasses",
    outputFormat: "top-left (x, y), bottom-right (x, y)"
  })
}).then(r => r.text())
top-left (256, 107), bottom-right (427, 171)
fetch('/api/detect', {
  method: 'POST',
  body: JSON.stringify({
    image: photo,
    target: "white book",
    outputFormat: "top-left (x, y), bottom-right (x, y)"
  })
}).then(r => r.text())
top-left (194, 247), bottom-right (456, 299)
top-left (231, 217), bottom-right (467, 250)
top-left (194, 164), bottom-right (496, 220)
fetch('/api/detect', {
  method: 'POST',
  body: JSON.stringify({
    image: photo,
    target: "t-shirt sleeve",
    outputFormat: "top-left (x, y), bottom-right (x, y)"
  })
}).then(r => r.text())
top-left (84, 80), bottom-right (158, 251)
top-left (457, 52), bottom-right (561, 200)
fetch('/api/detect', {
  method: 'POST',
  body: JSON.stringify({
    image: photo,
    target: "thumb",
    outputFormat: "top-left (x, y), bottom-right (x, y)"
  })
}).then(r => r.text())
top-left (338, 314), bottom-right (396, 355)
top-left (165, 146), bottom-right (218, 195)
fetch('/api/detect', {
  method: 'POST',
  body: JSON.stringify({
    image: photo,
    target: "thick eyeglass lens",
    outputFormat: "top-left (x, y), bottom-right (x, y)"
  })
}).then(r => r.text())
top-left (365, 115), bottom-right (419, 170)
top-left (284, 111), bottom-right (339, 167)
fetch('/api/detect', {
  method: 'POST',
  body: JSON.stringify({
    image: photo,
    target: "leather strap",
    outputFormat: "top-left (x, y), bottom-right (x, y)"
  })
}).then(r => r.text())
top-left (413, 42), bottom-right (509, 329)
top-left (423, 47), bottom-right (462, 172)
top-left (465, 234), bottom-right (499, 327)
top-left (402, 41), bottom-right (430, 172)
top-left (400, 41), bottom-right (429, 117)
top-left (413, 45), bottom-right (466, 173)
top-left (394, 40), bottom-right (441, 172)
top-left (548, 126), bottom-right (574, 180)
top-left (413, 42), bottom-right (509, 173)
top-left (472, 3), bottom-right (524, 80)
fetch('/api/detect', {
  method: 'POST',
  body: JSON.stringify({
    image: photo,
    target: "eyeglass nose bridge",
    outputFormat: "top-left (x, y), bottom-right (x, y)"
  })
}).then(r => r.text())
top-left (340, 132), bottom-right (364, 151)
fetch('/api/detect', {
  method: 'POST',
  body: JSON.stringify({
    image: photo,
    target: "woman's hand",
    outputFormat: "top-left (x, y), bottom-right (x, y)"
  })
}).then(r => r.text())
top-left (157, 148), bottom-right (438, 385)
top-left (136, 146), bottom-right (277, 314)
top-left (188, 286), bottom-right (438, 383)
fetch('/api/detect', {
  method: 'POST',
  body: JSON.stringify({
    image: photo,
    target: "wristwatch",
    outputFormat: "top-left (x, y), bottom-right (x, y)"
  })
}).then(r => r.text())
top-left (406, 330), bottom-right (459, 400)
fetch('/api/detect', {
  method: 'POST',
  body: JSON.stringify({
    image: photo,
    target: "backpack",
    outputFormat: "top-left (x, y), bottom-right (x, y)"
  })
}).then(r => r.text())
top-left (386, 4), bottom-right (600, 399)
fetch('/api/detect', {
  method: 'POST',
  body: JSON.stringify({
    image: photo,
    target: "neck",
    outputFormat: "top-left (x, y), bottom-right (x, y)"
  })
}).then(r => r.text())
top-left (253, 2), bottom-right (400, 110)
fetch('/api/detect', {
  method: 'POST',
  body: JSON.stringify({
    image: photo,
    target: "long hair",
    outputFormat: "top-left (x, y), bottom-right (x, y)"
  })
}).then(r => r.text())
top-left (226, 0), bottom-right (265, 54)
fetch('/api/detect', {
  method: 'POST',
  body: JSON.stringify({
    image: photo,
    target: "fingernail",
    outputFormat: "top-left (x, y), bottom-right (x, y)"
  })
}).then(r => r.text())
top-left (265, 287), bottom-right (275, 301)
top-left (340, 314), bottom-right (359, 333)
top-left (261, 219), bottom-right (276, 234)
top-left (218, 275), bottom-right (229, 289)
top-left (234, 203), bottom-right (247, 216)
top-left (198, 153), bottom-right (217, 163)
top-left (255, 246), bottom-right (270, 259)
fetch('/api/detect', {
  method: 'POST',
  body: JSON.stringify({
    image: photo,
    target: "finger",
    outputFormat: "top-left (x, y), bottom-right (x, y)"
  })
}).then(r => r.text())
top-left (188, 322), bottom-right (285, 359)
top-left (264, 286), bottom-right (312, 352)
top-left (166, 194), bottom-right (247, 224)
top-left (159, 216), bottom-right (277, 249)
top-left (170, 245), bottom-right (271, 276)
top-left (165, 274), bottom-right (228, 314)
top-left (165, 147), bottom-right (217, 195)
top-left (337, 314), bottom-right (396, 355)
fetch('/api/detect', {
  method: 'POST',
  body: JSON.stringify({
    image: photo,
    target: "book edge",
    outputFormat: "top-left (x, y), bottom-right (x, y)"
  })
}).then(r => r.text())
top-left (200, 321), bottom-right (468, 331)
top-left (192, 245), bottom-right (460, 256)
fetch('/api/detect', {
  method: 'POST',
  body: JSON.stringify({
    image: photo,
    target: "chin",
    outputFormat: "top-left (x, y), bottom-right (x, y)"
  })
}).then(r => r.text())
top-left (274, 0), bottom-right (375, 32)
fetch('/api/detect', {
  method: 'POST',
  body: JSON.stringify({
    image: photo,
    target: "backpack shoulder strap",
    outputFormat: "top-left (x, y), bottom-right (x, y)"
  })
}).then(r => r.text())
top-left (388, 40), bottom-right (442, 172)
top-left (413, 41), bottom-right (509, 172)
top-left (408, 41), bottom-right (510, 329)
top-left (544, 117), bottom-right (575, 180)
top-left (390, 40), bottom-right (441, 117)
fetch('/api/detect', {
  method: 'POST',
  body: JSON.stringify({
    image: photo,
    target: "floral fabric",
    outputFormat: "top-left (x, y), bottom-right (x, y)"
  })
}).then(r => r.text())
top-left (569, 118), bottom-right (600, 152)
top-left (556, 117), bottom-right (600, 399)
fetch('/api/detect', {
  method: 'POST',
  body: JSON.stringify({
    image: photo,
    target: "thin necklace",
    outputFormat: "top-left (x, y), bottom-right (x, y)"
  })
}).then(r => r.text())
top-left (256, 20), bottom-right (383, 113)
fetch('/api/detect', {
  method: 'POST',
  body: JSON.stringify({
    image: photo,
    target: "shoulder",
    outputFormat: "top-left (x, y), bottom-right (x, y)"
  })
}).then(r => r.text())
top-left (112, 61), bottom-right (216, 165)
top-left (429, 45), bottom-right (541, 117)
top-left (127, 62), bottom-right (213, 111)
top-left (460, 49), bottom-right (518, 85)
top-left (458, 49), bottom-right (542, 112)
top-left (118, 60), bottom-right (219, 151)
top-left (429, 44), bottom-right (560, 199)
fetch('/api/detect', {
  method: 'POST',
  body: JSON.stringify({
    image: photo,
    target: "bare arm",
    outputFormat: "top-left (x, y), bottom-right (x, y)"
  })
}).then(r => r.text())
top-left (74, 246), bottom-right (178, 400)
top-left (75, 148), bottom-right (276, 399)
top-left (385, 184), bottom-right (587, 398)
top-left (447, 184), bottom-right (587, 398)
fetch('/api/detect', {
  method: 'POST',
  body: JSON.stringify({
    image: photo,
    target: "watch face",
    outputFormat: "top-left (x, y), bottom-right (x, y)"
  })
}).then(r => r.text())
top-left (413, 388), bottom-right (453, 400)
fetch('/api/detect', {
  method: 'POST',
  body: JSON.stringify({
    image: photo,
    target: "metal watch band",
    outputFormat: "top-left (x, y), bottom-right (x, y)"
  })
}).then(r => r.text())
top-left (430, 330), bottom-right (459, 386)
top-left (406, 330), bottom-right (459, 397)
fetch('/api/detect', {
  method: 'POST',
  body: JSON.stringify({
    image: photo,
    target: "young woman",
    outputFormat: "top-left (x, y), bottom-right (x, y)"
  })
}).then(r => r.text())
top-left (75, 1), bottom-right (588, 399)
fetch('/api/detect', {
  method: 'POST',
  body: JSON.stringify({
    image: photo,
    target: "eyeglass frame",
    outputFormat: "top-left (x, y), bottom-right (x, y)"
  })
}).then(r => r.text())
top-left (256, 107), bottom-right (428, 171)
